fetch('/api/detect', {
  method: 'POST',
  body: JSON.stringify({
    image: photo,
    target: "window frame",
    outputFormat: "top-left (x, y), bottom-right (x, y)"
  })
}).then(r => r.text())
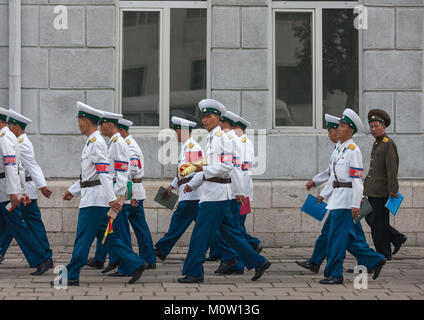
top-left (117, 1), bottom-right (211, 133)
top-left (270, 1), bottom-right (361, 133)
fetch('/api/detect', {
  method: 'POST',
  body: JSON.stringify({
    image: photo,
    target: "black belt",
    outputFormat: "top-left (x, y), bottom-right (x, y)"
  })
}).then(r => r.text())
top-left (25, 176), bottom-right (32, 182)
top-left (132, 178), bottom-right (142, 184)
top-left (333, 181), bottom-right (352, 188)
top-left (80, 180), bottom-right (101, 188)
top-left (203, 177), bottom-right (232, 184)
top-left (177, 177), bottom-right (193, 187)
top-left (0, 172), bottom-right (4, 179)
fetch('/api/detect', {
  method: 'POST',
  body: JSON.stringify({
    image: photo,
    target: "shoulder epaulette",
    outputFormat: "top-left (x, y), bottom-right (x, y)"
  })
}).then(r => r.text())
top-left (348, 144), bottom-right (356, 150)
top-left (0, 132), bottom-right (5, 137)
top-left (242, 137), bottom-right (247, 143)
top-left (112, 136), bottom-right (118, 143)
top-left (215, 131), bottom-right (222, 137)
top-left (90, 137), bottom-right (96, 144)
top-left (188, 143), bottom-right (194, 149)
top-left (382, 137), bottom-right (389, 143)
top-left (126, 139), bottom-right (131, 145)
top-left (228, 134), bottom-right (233, 140)
top-left (18, 138), bottom-right (24, 144)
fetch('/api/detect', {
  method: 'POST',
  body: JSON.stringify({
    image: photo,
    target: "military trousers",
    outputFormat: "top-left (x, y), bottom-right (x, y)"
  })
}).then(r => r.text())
top-left (0, 200), bottom-right (52, 259)
top-left (182, 200), bottom-right (265, 278)
top-left (66, 206), bottom-right (146, 281)
top-left (0, 201), bottom-right (49, 268)
top-left (155, 200), bottom-right (199, 256)
top-left (324, 209), bottom-right (385, 279)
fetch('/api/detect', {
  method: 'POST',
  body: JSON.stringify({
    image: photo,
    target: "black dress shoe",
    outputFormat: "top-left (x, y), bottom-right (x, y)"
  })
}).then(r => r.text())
top-left (214, 258), bottom-right (238, 274)
top-left (147, 263), bottom-right (156, 270)
top-left (373, 258), bottom-right (387, 280)
top-left (85, 258), bottom-right (104, 269)
top-left (31, 258), bottom-right (53, 275)
top-left (0, 255), bottom-right (4, 264)
top-left (205, 256), bottom-right (220, 262)
top-left (251, 260), bottom-right (271, 281)
top-left (393, 235), bottom-right (407, 256)
top-left (101, 261), bottom-right (120, 274)
top-left (50, 279), bottom-right (79, 287)
top-left (319, 276), bottom-right (343, 285)
top-left (217, 268), bottom-right (244, 275)
top-left (109, 271), bottom-right (130, 277)
top-left (295, 260), bottom-right (320, 273)
top-left (255, 243), bottom-right (263, 253)
top-left (155, 248), bottom-right (167, 261)
top-left (177, 275), bottom-right (204, 283)
top-left (128, 263), bottom-right (148, 284)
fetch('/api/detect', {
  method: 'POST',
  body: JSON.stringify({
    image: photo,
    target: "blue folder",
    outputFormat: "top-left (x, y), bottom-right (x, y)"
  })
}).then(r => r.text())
top-left (301, 194), bottom-right (328, 221)
top-left (385, 192), bottom-right (404, 216)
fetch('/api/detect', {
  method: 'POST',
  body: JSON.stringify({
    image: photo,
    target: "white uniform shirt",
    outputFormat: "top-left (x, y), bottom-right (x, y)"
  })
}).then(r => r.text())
top-left (320, 139), bottom-right (364, 210)
top-left (312, 142), bottom-right (339, 187)
top-left (188, 125), bottom-right (233, 203)
top-left (107, 132), bottom-right (130, 197)
top-left (240, 134), bottom-right (254, 200)
top-left (17, 134), bottom-right (47, 200)
top-left (227, 130), bottom-right (244, 199)
top-left (0, 126), bottom-right (26, 202)
top-left (68, 131), bottom-right (116, 208)
top-left (124, 135), bottom-right (146, 202)
top-left (170, 137), bottom-right (204, 202)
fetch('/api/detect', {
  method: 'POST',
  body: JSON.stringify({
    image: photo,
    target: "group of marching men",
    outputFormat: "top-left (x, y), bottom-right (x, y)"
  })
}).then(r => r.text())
top-left (0, 98), bottom-right (269, 286)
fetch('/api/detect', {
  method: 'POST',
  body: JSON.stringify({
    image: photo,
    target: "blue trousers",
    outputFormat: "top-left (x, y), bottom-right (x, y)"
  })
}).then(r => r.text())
top-left (155, 200), bottom-right (199, 256)
top-left (0, 200), bottom-right (52, 259)
top-left (66, 206), bottom-right (146, 281)
top-left (240, 213), bottom-right (261, 248)
top-left (182, 200), bottom-right (265, 278)
top-left (0, 201), bottom-right (49, 268)
top-left (118, 201), bottom-right (156, 274)
top-left (93, 207), bottom-right (132, 264)
top-left (324, 209), bottom-right (385, 278)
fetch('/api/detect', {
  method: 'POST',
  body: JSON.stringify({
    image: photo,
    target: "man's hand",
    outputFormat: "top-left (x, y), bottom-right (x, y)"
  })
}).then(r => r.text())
top-left (23, 194), bottom-right (31, 206)
top-left (317, 195), bottom-right (324, 204)
top-left (130, 199), bottom-right (139, 207)
top-left (167, 185), bottom-right (174, 196)
top-left (40, 186), bottom-right (52, 199)
top-left (305, 179), bottom-right (316, 191)
top-left (390, 192), bottom-right (399, 199)
top-left (236, 195), bottom-right (246, 206)
top-left (109, 200), bottom-right (122, 213)
top-left (352, 208), bottom-right (360, 219)
top-left (63, 190), bottom-right (73, 201)
top-left (10, 194), bottom-right (21, 207)
top-left (183, 185), bottom-right (193, 193)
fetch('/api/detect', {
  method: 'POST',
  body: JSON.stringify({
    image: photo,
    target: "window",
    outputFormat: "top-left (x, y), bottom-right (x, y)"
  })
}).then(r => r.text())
top-left (273, 2), bottom-right (359, 129)
top-left (120, 2), bottom-right (208, 128)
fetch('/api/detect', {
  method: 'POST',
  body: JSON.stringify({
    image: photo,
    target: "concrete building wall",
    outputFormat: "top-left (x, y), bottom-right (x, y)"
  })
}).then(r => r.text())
top-left (1, 0), bottom-right (423, 246)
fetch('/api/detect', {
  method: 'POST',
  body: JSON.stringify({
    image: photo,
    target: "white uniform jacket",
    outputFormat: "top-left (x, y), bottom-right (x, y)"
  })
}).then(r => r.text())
top-left (17, 134), bottom-right (47, 200)
top-left (124, 135), bottom-right (146, 202)
top-left (240, 134), bottom-right (254, 200)
top-left (312, 143), bottom-right (339, 187)
top-left (320, 139), bottom-right (364, 210)
top-left (108, 132), bottom-right (130, 197)
top-left (68, 130), bottom-right (116, 208)
top-left (170, 137), bottom-right (203, 202)
top-left (0, 126), bottom-right (26, 202)
top-left (188, 125), bottom-right (233, 203)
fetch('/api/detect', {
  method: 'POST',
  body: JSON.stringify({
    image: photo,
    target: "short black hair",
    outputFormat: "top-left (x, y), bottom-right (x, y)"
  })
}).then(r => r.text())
top-left (78, 115), bottom-right (98, 126)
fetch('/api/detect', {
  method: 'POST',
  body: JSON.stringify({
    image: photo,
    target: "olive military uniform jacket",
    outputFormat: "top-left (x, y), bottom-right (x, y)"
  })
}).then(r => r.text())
top-left (364, 133), bottom-right (399, 198)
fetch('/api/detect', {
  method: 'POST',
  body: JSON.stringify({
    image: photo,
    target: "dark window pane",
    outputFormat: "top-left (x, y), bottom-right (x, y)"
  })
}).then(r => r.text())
top-left (275, 12), bottom-right (313, 127)
top-left (122, 11), bottom-right (160, 126)
top-left (169, 9), bottom-right (207, 129)
top-left (322, 9), bottom-right (359, 127)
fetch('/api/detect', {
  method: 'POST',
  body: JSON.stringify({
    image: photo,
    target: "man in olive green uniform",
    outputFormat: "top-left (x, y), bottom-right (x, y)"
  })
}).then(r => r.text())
top-left (364, 109), bottom-right (407, 260)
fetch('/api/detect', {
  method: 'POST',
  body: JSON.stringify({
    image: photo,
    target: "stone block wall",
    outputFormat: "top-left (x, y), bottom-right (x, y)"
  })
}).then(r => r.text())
top-left (35, 180), bottom-right (424, 248)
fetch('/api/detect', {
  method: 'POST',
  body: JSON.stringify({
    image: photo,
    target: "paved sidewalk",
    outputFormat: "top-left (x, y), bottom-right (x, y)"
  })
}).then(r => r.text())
top-left (0, 245), bottom-right (423, 300)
